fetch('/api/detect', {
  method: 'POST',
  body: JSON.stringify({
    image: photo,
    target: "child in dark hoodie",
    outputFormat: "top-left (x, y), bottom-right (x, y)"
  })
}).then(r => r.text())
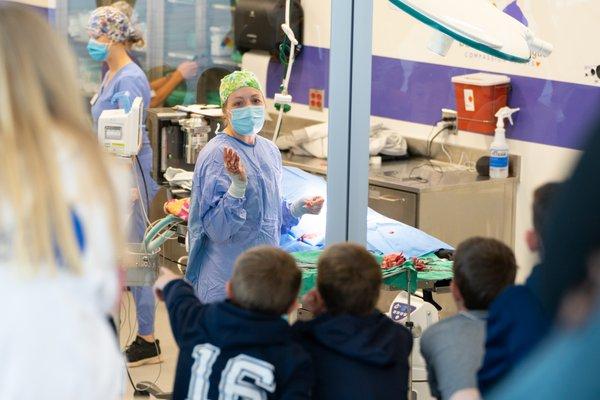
top-left (154, 246), bottom-right (313, 400)
top-left (478, 183), bottom-right (560, 395)
top-left (293, 243), bottom-right (413, 400)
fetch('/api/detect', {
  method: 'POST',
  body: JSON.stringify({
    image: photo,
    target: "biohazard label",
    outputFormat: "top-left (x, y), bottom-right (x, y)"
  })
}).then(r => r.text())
top-left (464, 89), bottom-right (475, 111)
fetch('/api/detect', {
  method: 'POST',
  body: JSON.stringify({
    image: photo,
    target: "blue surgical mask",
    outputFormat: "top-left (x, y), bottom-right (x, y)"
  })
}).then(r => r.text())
top-left (230, 106), bottom-right (265, 136)
top-left (87, 39), bottom-right (109, 62)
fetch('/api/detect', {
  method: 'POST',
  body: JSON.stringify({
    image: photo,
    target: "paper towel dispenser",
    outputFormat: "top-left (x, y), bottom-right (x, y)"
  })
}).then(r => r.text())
top-left (234, 0), bottom-right (303, 55)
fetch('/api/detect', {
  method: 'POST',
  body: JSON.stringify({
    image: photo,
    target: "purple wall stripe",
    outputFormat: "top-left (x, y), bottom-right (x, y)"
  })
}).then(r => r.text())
top-left (267, 46), bottom-right (330, 106)
top-left (266, 46), bottom-right (600, 151)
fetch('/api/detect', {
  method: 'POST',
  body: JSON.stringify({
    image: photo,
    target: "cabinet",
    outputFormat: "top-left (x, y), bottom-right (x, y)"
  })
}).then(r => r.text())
top-left (368, 181), bottom-right (516, 248)
top-left (280, 152), bottom-right (517, 248)
top-left (368, 185), bottom-right (417, 227)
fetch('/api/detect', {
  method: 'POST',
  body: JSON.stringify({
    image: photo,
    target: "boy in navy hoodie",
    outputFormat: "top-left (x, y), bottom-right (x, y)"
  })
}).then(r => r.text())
top-left (293, 243), bottom-right (413, 400)
top-left (154, 246), bottom-right (313, 400)
top-left (478, 183), bottom-right (560, 394)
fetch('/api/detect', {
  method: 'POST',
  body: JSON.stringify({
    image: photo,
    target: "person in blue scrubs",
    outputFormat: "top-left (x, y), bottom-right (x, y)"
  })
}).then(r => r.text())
top-left (87, 6), bottom-right (160, 367)
top-left (187, 70), bottom-right (324, 303)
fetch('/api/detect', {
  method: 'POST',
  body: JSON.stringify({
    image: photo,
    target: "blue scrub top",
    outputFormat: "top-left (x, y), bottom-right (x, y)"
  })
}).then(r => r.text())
top-left (92, 62), bottom-right (150, 141)
top-left (91, 62), bottom-right (158, 242)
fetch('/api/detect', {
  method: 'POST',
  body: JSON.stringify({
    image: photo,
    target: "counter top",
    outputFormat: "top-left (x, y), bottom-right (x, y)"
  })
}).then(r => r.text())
top-left (281, 153), bottom-right (517, 194)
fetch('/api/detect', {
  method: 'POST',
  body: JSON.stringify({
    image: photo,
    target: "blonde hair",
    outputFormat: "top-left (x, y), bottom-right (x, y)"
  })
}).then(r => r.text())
top-left (109, 1), bottom-right (146, 49)
top-left (110, 0), bottom-right (133, 18)
top-left (0, 4), bottom-right (123, 274)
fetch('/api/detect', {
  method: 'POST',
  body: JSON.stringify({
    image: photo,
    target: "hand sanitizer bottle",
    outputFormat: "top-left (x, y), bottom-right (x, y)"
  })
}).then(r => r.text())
top-left (490, 107), bottom-right (519, 179)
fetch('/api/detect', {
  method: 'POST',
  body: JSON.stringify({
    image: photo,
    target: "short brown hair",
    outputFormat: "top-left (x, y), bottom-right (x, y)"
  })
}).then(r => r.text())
top-left (532, 182), bottom-right (561, 234)
top-left (317, 243), bottom-right (382, 315)
top-left (230, 246), bottom-right (301, 315)
top-left (453, 237), bottom-right (517, 310)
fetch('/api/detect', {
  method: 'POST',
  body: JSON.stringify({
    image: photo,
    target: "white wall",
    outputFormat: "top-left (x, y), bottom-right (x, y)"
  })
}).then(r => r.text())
top-left (372, 0), bottom-right (599, 85)
top-left (288, 0), bottom-right (592, 279)
top-left (10, 0), bottom-right (56, 8)
top-left (301, 0), bottom-right (331, 49)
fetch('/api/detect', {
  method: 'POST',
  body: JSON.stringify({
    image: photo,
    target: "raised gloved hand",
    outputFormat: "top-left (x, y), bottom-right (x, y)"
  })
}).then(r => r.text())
top-left (223, 147), bottom-right (247, 198)
top-left (176, 61), bottom-right (199, 80)
top-left (291, 196), bottom-right (325, 218)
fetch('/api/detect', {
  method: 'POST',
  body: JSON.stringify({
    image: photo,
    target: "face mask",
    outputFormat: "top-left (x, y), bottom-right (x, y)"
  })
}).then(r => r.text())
top-left (87, 39), bottom-right (109, 62)
top-left (230, 106), bottom-right (265, 136)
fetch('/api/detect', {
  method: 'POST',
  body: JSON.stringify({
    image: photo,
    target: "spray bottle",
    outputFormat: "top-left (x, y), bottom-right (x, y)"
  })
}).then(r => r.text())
top-left (490, 107), bottom-right (519, 179)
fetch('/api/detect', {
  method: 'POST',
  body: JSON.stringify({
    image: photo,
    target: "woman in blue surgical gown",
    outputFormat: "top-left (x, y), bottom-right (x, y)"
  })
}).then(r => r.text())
top-left (187, 70), bottom-right (324, 303)
top-left (87, 6), bottom-right (160, 366)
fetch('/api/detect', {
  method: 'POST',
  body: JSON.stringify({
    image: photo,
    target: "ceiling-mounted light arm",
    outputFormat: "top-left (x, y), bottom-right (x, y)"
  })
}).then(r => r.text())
top-left (388, 0), bottom-right (553, 63)
top-left (523, 29), bottom-right (553, 57)
top-left (428, 32), bottom-right (453, 56)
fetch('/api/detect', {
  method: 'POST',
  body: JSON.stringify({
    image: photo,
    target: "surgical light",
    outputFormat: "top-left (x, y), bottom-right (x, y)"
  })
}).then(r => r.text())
top-left (388, 0), bottom-right (553, 63)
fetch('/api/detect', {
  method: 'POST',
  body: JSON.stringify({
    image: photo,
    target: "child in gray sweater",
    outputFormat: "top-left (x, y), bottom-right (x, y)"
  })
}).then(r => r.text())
top-left (420, 237), bottom-right (517, 400)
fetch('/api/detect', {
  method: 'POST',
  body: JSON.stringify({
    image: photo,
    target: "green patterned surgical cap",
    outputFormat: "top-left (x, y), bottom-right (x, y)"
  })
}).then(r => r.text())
top-left (219, 70), bottom-right (263, 106)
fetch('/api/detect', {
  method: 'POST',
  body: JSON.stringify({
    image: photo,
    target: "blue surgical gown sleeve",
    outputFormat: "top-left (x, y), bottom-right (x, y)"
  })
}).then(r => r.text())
top-left (278, 151), bottom-right (299, 234)
top-left (281, 200), bottom-right (299, 235)
top-left (194, 160), bottom-right (247, 243)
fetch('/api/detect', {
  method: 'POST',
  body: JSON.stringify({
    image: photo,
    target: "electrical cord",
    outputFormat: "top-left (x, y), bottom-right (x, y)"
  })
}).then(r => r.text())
top-left (407, 162), bottom-right (444, 183)
top-left (126, 364), bottom-right (137, 393)
top-left (458, 152), bottom-right (477, 172)
top-left (120, 190), bottom-right (168, 396)
top-left (121, 289), bottom-right (163, 394)
top-left (423, 123), bottom-right (438, 154)
top-left (134, 156), bottom-right (152, 226)
top-left (458, 152), bottom-right (466, 168)
top-left (441, 141), bottom-right (453, 164)
top-left (119, 295), bottom-right (127, 332)
top-left (124, 290), bottom-right (135, 350)
top-left (120, 290), bottom-right (140, 352)
top-left (158, 251), bottom-right (188, 268)
top-left (144, 218), bottom-right (162, 236)
top-left (121, 291), bottom-right (137, 393)
top-left (426, 125), bottom-right (448, 158)
top-left (149, 301), bottom-right (163, 387)
top-left (148, 226), bottom-right (180, 249)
